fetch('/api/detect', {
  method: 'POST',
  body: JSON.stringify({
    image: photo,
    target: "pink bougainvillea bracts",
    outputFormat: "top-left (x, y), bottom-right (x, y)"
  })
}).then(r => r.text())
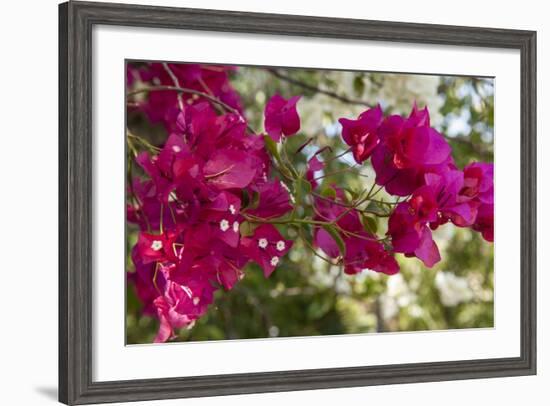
top-left (339, 105), bottom-right (383, 164)
top-left (264, 94), bottom-right (301, 142)
top-left (126, 62), bottom-right (494, 342)
top-left (371, 104), bottom-right (454, 196)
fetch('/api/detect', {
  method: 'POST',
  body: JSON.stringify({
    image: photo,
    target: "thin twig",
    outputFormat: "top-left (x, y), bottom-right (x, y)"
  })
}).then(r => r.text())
top-left (127, 85), bottom-right (256, 134)
top-left (323, 147), bottom-right (352, 164)
top-left (267, 69), bottom-right (369, 107)
top-left (313, 165), bottom-right (361, 181)
top-left (297, 226), bottom-right (339, 266)
top-left (162, 63), bottom-right (185, 111)
top-left (127, 130), bottom-right (161, 153)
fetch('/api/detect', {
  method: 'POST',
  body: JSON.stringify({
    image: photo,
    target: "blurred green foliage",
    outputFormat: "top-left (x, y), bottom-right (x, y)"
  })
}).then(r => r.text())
top-left (126, 65), bottom-right (494, 344)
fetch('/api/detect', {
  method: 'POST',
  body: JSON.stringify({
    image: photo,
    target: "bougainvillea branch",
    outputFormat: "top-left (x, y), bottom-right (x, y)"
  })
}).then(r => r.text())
top-left (125, 63), bottom-right (494, 342)
top-left (267, 68), bottom-right (369, 107)
top-left (127, 85), bottom-right (257, 134)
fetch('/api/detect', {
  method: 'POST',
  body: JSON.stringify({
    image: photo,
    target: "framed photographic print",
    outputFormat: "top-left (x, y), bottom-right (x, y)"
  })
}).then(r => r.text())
top-left (59, 1), bottom-right (537, 404)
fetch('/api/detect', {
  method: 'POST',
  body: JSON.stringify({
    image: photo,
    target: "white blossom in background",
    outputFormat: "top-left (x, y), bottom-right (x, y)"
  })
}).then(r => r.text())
top-left (309, 255), bottom-right (338, 287)
top-left (380, 274), bottom-right (417, 321)
top-left (298, 93), bottom-right (363, 138)
top-left (435, 271), bottom-right (474, 307)
top-left (468, 272), bottom-right (494, 302)
top-left (363, 74), bottom-right (444, 127)
top-left (278, 71), bottom-right (444, 139)
top-left (408, 304), bottom-right (424, 318)
top-left (387, 274), bottom-right (416, 307)
top-left (380, 294), bottom-right (399, 321)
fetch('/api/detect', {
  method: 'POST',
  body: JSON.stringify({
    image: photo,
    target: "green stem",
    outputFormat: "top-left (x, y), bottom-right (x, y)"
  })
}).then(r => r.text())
top-left (243, 214), bottom-right (328, 227)
top-left (162, 63), bottom-right (185, 111)
top-left (159, 204), bottom-right (164, 234)
top-left (280, 138), bottom-right (299, 179)
top-left (323, 147), bottom-right (352, 165)
top-left (297, 226), bottom-right (338, 265)
top-left (127, 131), bottom-right (161, 153)
top-left (126, 146), bottom-right (151, 232)
top-left (368, 199), bottom-right (400, 206)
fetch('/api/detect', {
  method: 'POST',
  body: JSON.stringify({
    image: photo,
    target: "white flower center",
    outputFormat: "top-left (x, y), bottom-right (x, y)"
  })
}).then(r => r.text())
top-left (232, 221), bottom-right (240, 233)
top-left (172, 145), bottom-right (181, 153)
top-left (192, 297), bottom-right (200, 305)
top-left (219, 219), bottom-right (230, 232)
top-left (276, 240), bottom-right (286, 251)
top-left (150, 240), bottom-right (163, 251)
top-left (258, 238), bottom-right (268, 249)
top-left (270, 256), bottom-right (279, 267)
top-left (229, 204), bottom-right (236, 215)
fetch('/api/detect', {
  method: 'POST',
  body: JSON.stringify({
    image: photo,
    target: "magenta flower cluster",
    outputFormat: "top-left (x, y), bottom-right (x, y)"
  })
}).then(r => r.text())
top-left (127, 63), bottom-right (494, 342)
top-left (339, 104), bottom-right (494, 267)
top-left (128, 104), bottom-right (295, 342)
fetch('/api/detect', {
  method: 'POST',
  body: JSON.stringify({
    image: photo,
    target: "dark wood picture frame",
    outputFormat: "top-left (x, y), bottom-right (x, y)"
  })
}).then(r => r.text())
top-left (59, 1), bottom-right (537, 404)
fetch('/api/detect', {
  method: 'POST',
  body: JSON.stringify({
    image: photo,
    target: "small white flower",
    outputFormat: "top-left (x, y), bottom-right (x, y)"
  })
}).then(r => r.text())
top-left (192, 297), bottom-right (200, 306)
top-left (258, 238), bottom-right (268, 249)
top-left (232, 221), bottom-right (240, 233)
top-left (172, 145), bottom-right (181, 153)
top-left (229, 204), bottom-right (236, 215)
top-left (276, 240), bottom-right (286, 251)
top-left (219, 219), bottom-right (230, 232)
top-left (150, 240), bottom-right (163, 251)
top-left (270, 256), bottom-right (279, 267)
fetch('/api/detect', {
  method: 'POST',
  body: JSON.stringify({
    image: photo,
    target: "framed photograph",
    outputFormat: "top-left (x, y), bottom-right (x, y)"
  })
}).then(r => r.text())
top-left (59, 1), bottom-right (537, 404)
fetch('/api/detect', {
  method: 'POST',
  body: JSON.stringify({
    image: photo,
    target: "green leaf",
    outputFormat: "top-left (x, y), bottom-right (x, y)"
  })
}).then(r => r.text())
top-left (264, 135), bottom-right (294, 179)
top-left (343, 187), bottom-right (359, 201)
top-left (294, 177), bottom-right (312, 205)
top-left (320, 185), bottom-right (337, 199)
top-left (240, 221), bottom-right (256, 237)
top-left (361, 214), bottom-right (378, 235)
top-left (367, 200), bottom-right (391, 214)
top-left (307, 296), bottom-right (333, 319)
top-left (263, 135), bottom-right (281, 162)
top-left (353, 75), bottom-right (365, 96)
top-left (249, 191), bottom-right (260, 210)
top-left (241, 189), bottom-right (250, 208)
top-left (321, 224), bottom-right (346, 257)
